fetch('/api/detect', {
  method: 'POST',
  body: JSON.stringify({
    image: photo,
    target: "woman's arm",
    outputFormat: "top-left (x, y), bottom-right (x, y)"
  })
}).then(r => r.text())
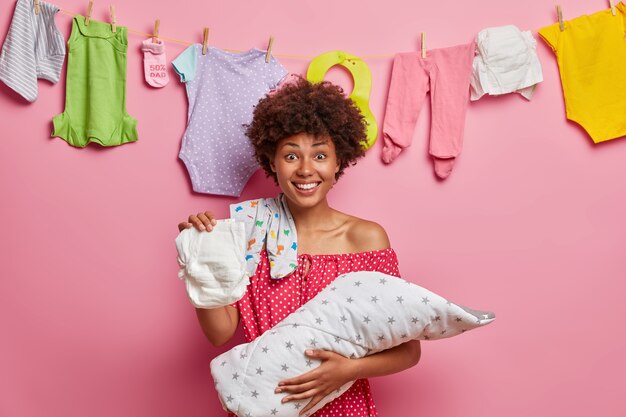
top-left (179, 211), bottom-right (240, 347)
top-left (277, 341), bottom-right (421, 415)
top-left (195, 306), bottom-right (240, 347)
top-left (351, 339), bottom-right (421, 378)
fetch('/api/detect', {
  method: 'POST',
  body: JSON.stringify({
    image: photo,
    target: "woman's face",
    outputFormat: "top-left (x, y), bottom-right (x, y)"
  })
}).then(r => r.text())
top-left (270, 133), bottom-right (340, 210)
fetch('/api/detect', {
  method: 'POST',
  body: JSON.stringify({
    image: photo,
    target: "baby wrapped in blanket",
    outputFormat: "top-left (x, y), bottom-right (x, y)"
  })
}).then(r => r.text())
top-left (210, 270), bottom-right (495, 417)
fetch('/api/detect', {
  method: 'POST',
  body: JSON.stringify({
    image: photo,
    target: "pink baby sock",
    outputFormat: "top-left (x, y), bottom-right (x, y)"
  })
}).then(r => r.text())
top-left (142, 38), bottom-right (169, 88)
top-left (433, 158), bottom-right (456, 179)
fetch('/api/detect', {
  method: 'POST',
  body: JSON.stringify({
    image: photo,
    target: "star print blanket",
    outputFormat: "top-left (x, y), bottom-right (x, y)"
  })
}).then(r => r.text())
top-left (210, 271), bottom-right (495, 417)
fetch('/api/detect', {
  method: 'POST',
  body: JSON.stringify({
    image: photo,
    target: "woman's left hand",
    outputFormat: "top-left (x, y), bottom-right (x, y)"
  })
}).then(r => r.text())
top-left (276, 349), bottom-right (357, 415)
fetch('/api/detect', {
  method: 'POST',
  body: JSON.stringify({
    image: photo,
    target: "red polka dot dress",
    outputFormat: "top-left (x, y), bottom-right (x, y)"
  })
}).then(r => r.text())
top-left (230, 248), bottom-right (401, 417)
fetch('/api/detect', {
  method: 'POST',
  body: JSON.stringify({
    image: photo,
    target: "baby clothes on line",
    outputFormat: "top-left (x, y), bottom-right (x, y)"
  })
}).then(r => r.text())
top-left (175, 220), bottom-right (248, 309)
top-left (52, 16), bottom-right (138, 147)
top-left (142, 38), bottom-right (169, 88)
top-left (0, 0), bottom-right (65, 102)
top-left (471, 25), bottom-right (543, 101)
top-left (539, 3), bottom-right (626, 143)
top-left (229, 194), bottom-right (297, 279)
top-left (382, 41), bottom-right (475, 179)
top-left (172, 45), bottom-right (288, 197)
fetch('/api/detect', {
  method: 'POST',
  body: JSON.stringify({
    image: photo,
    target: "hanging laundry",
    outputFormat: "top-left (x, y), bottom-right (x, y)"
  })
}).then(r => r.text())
top-left (471, 25), bottom-right (543, 101)
top-left (142, 38), bottom-right (169, 88)
top-left (52, 16), bottom-right (138, 147)
top-left (382, 41), bottom-right (475, 179)
top-left (172, 45), bottom-right (288, 197)
top-left (0, 0), bottom-right (65, 102)
top-left (539, 3), bottom-right (626, 143)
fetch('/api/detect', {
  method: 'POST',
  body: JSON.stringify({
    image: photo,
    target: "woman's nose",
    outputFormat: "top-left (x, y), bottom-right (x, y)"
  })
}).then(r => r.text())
top-left (296, 158), bottom-right (313, 176)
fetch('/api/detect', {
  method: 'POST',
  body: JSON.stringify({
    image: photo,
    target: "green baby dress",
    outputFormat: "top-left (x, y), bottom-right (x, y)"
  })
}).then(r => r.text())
top-left (52, 15), bottom-right (137, 147)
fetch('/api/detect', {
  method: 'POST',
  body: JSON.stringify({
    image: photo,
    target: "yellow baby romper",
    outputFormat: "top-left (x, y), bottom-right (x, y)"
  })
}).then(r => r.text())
top-left (539, 2), bottom-right (626, 143)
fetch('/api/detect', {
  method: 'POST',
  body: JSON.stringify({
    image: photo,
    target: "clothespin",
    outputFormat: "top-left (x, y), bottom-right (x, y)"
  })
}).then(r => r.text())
top-left (85, 0), bottom-right (94, 26)
top-left (202, 27), bottom-right (209, 55)
top-left (34, 0), bottom-right (40, 15)
top-left (421, 32), bottom-right (426, 58)
top-left (265, 36), bottom-right (275, 63)
top-left (556, 5), bottom-right (564, 31)
top-left (609, 1), bottom-right (616, 16)
top-left (110, 5), bottom-right (116, 33)
top-left (152, 19), bottom-right (160, 43)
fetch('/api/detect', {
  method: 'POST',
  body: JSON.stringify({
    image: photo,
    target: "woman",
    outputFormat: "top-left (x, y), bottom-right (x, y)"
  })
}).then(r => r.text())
top-left (179, 77), bottom-right (421, 417)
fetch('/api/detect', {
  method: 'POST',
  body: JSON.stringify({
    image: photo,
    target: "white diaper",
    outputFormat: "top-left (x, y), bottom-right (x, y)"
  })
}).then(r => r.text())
top-left (471, 25), bottom-right (543, 101)
top-left (175, 219), bottom-right (248, 309)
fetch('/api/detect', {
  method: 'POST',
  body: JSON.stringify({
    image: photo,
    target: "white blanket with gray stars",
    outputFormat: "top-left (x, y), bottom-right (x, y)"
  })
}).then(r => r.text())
top-left (210, 271), bottom-right (495, 417)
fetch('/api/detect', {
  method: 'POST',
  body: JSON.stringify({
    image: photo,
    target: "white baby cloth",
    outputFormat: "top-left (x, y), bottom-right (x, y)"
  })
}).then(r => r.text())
top-left (175, 219), bottom-right (248, 308)
top-left (471, 25), bottom-right (543, 101)
top-left (229, 194), bottom-right (298, 279)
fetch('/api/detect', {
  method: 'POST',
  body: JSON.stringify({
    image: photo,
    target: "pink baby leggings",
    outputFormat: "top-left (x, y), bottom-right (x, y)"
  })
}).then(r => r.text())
top-left (382, 41), bottom-right (475, 179)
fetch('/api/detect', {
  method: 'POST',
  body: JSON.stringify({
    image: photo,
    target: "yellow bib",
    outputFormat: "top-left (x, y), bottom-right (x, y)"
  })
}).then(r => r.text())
top-left (306, 51), bottom-right (378, 150)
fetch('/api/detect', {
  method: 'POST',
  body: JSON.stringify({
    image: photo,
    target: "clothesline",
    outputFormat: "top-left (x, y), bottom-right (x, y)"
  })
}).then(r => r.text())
top-left (57, 9), bottom-right (395, 60)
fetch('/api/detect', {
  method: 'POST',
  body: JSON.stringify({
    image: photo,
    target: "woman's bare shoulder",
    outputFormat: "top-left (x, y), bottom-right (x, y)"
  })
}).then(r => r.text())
top-left (344, 215), bottom-right (391, 252)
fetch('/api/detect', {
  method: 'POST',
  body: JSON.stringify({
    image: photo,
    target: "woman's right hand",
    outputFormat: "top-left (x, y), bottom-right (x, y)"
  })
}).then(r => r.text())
top-left (177, 211), bottom-right (218, 232)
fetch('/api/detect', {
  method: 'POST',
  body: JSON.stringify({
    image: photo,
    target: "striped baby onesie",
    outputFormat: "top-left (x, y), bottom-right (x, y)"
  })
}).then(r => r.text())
top-left (0, 0), bottom-right (65, 102)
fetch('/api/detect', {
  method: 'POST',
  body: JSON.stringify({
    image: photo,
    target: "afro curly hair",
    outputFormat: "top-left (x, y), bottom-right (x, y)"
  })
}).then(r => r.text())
top-left (246, 76), bottom-right (367, 184)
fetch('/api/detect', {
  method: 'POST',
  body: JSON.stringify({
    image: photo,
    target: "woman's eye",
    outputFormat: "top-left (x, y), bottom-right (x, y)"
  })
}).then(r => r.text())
top-left (315, 153), bottom-right (327, 160)
top-left (285, 153), bottom-right (297, 161)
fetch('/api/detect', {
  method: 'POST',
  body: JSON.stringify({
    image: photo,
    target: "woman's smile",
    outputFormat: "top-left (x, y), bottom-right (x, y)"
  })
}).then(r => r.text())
top-left (292, 181), bottom-right (322, 194)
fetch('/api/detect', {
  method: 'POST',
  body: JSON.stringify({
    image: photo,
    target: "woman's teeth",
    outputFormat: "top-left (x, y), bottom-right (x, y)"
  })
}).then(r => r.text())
top-left (295, 182), bottom-right (319, 190)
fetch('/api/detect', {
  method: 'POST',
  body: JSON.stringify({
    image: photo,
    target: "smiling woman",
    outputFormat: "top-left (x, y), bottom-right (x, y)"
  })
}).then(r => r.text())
top-left (271, 133), bottom-right (340, 210)
top-left (178, 77), bottom-right (421, 417)
top-left (246, 76), bottom-right (367, 183)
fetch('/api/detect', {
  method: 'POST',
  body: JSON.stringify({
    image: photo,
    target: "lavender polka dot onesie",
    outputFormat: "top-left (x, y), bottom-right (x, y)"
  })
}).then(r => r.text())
top-left (173, 45), bottom-right (288, 196)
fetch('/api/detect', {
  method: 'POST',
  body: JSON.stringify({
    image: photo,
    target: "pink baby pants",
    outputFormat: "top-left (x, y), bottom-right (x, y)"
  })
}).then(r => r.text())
top-left (382, 41), bottom-right (475, 179)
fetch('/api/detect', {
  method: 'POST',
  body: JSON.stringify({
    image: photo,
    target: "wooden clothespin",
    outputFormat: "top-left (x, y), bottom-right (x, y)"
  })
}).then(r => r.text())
top-left (152, 19), bottom-right (160, 43)
top-left (609, 1), bottom-right (616, 16)
top-left (556, 5), bottom-right (564, 31)
top-left (265, 36), bottom-right (275, 63)
top-left (202, 27), bottom-right (209, 55)
top-left (34, 0), bottom-right (40, 15)
top-left (85, 0), bottom-right (94, 26)
top-left (110, 5), bottom-right (116, 33)
top-left (421, 32), bottom-right (426, 58)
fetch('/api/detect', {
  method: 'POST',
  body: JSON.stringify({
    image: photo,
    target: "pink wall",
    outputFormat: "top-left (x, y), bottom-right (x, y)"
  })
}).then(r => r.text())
top-left (1, 0), bottom-right (625, 416)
